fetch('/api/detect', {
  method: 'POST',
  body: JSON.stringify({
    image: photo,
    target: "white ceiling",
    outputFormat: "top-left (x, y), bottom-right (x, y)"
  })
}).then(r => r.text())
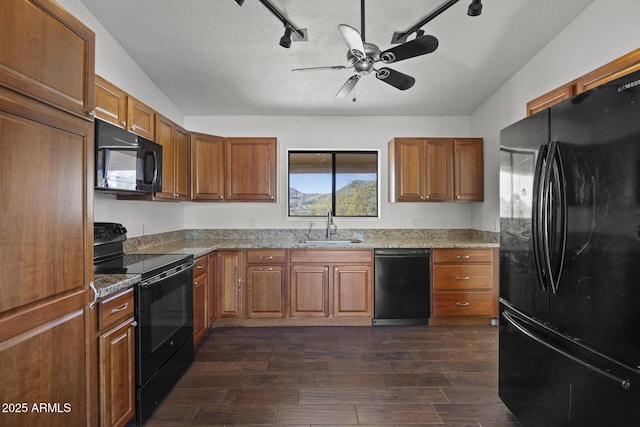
top-left (79, 0), bottom-right (595, 116)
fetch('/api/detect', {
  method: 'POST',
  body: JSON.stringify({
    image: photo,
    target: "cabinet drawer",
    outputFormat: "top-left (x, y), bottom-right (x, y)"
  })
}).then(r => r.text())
top-left (433, 264), bottom-right (492, 290)
top-left (290, 249), bottom-right (372, 264)
top-left (194, 255), bottom-right (209, 275)
top-left (98, 288), bottom-right (134, 331)
top-left (432, 292), bottom-right (494, 317)
top-left (432, 248), bottom-right (493, 264)
top-left (247, 249), bottom-right (287, 264)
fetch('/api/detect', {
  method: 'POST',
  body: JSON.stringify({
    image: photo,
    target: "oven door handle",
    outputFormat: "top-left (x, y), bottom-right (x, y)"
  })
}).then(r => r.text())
top-left (139, 260), bottom-right (197, 288)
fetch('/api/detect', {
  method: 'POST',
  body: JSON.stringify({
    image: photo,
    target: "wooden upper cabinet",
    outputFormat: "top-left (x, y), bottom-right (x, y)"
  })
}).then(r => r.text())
top-left (225, 137), bottom-right (277, 201)
top-left (126, 95), bottom-right (155, 140)
top-left (425, 138), bottom-right (454, 201)
top-left (392, 138), bottom-right (424, 202)
top-left (191, 132), bottom-right (225, 201)
top-left (454, 138), bottom-right (484, 202)
top-left (0, 0), bottom-right (95, 118)
top-left (155, 114), bottom-right (189, 200)
top-left (94, 75), bottom-right (127, 127)
top-left (390, 137), bottom-right (481, 202)
top-left (576, 48), bottom-right (640, 94)
top-left (526, 84), bottom-right (576, 116)
top-left (527, 48), bottom-right (640, 115)
top-left (93, 75), bottom-right (156, 140)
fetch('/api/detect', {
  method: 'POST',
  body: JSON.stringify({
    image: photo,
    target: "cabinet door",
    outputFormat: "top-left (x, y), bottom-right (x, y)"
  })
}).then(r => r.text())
top-left (193, 273), bottom-right (207, 347)
top-left (174, 125), bottom-right (190, 199)
top-left (99, 319), bottom-right (135, 427)
top-left (126, 95), bottom-right (155, 140)
top-left (290, 265), bottom-right (329, 317)
top-left (207, 254), bottom-right (217, 325)
top-left (225, 137), bottom-right (277, 201)
top-left (94, 75), bottom-right (127, 127)
top-left (154, 114), bottom-right (177, 199)
top-left (392, 138), bottom-right (424, 201)
top-left (424, 138), bottom-right (453, 201)
top-left (217, 251), bottom-right (243, 318)
top-left (0, 90), bottom-right (95, 426)
top-left (190, 132), bottom-right (225, 201)
top-left (246, 265), bottom-right (286, 318)
top-left (454, 138), bottom-right (484, 201)
top-left (333, 264), bottom-right (372, 317)
top-left (1, 0), bottom-right (95, 117)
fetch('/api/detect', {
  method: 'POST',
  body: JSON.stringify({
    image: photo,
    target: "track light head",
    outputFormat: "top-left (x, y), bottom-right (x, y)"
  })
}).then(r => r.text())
top-left (279, 26), bottom-right (293, 48)
top-left (233, 0), bottom-right (245, 6)
top-left (467, 0), bottom-right (482, 16)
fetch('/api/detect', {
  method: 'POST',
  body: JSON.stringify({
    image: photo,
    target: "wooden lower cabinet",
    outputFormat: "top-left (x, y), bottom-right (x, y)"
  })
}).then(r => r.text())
top-left (430, 248), bottom-right (498, 326)
top-left (97, 288), bottom-right (135, 427)
top-left (289, 264), bottom-right (329, 317)
top-left (246, 250), bottom-right (287, 318)
top-left (217, 250), bottom-right (244, 318)
top-left (193, 256), bottom-right (208, 348)
top-left (289, 249), bottom-right (373, 319)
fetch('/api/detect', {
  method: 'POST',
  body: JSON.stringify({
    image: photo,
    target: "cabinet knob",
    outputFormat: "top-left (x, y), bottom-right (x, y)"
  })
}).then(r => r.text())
top-left (425, 195), bottom-right (430, 199)
top-left (121, 121), bottom-right (126, 127)
top-left (88, 111), bottom-right (96, 119)
top-left (131, 124), bottom-right (137, 131)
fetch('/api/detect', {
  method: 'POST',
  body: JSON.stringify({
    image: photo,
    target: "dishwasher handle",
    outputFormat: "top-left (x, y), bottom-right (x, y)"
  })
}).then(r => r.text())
top-left (374, 248), bottom-right (430, 256)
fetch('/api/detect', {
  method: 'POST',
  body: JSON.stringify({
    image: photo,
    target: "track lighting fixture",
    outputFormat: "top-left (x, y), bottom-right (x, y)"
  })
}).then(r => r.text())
top-left (279, 26), bottom-right (293, 48)
top-left (233, 0), bottom-right (244, 6)
top-left (467, 0), bottom-right (483, 16)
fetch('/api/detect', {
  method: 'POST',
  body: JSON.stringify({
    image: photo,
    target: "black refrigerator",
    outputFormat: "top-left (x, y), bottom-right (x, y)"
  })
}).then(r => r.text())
top-left (499, 70), bottom-right (640, 426)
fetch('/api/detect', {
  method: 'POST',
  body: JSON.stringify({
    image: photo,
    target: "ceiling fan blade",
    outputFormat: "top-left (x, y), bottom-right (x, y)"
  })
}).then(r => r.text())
top-left (338, 24), bottom-right (366, 59)
top-left (375, 67), bottom-right (415, 90)
top-left (380, 35), bottom-right (439, 64)
top-left (336, 75), bottom-right (361, 98)
top-left (292, 65), bottom-right (351, 72)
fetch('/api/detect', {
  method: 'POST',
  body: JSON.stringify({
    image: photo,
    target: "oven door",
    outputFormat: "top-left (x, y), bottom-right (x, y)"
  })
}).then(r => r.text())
top-left (136, 266), bottom-right (193, 384)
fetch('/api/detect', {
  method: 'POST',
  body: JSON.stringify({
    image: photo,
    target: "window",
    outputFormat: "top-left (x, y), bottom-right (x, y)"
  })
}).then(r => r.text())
top-left (288, 151), bottom-right (378, 217)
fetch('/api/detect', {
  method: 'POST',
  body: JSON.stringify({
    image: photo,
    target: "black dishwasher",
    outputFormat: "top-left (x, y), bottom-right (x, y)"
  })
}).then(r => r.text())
top-left (373, 248), bottom-right (431, 325)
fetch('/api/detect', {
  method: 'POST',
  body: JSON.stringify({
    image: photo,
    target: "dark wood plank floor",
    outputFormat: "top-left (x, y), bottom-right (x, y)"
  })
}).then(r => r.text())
top-left (146, 325), bottom-right (521, 427)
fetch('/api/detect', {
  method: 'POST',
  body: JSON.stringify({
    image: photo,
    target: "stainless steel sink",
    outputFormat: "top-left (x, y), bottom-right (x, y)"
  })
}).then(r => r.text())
top-left (299, 239), bottom-right (363, 244)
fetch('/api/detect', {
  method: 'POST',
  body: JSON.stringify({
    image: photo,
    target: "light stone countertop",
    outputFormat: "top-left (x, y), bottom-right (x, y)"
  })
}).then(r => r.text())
top-left (97, 228), bottom-right (499, 298)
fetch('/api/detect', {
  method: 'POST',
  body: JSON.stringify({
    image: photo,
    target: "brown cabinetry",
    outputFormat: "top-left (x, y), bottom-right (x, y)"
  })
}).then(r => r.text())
top-left (430, 248), bottom-right (498, 325)
top-left (97, 288), bottom-right (135, 427)
top-left (0, 44), bottom-right (95, 427)
top-left (190, 132), bottom-right (225, 201)
top-left (289, 250), bottom-right (373, 318)
top-left (193, 256), bottom-right (209, 348)
top-left (389, 138), bottom-right (483, 202)
top-left (217, 250), bottom-right (244, 318)
top-left (1, 0), bottom-right (95, 118)
top-left (246, 250), bottom-right (287, 318)
top-left (526, 48), bottom-right (640, 115)
top-left (155, 114), bottom-right (190, 200)
top-left (93, 75), bottom-right (155, 140)
top-left (225, 137), bottom-right (278, 201)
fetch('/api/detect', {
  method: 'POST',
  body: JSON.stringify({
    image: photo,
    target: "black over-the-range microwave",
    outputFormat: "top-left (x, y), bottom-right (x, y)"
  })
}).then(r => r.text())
top-left (95, 118), bottom-right (162, 194)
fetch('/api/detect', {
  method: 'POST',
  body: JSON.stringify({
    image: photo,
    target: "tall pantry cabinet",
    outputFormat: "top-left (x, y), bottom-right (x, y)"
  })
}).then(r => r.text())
top-left (0, 1), bottom-right (96, 426)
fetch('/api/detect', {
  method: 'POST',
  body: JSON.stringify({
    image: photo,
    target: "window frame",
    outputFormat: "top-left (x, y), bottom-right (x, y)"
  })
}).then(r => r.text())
top-left (287, 149), bottom-right (380, 218)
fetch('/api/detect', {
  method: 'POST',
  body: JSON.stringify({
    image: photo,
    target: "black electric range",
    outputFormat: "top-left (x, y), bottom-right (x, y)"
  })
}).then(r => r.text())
top-left (94, 222), bottom-right (193, 280)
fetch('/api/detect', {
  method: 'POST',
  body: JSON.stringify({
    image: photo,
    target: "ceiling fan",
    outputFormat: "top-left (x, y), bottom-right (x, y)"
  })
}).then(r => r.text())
top-left (292, 0), bottom-right (439, 98)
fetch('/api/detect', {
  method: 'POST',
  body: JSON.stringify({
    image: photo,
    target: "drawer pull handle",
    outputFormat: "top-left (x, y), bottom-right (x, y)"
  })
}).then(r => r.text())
top-left (456, 276), bottom-right (470, 280)
top-left (456, 302), bottom-right (470, 306)
top-left (260, 256), bottom-right (274, 259)
top-left (197, 265), bottom-right (205, 269)
top-left (259, 267), bottom-right (273, 271)
top-left (456, 255), bottom-right (471, 259)
top-left (110, 303), bottom-right (129, 314)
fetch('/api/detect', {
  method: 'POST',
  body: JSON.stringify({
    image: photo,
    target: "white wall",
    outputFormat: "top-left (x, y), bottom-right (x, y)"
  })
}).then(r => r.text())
top-left (470, 0), bottom-right (640, 231)
top-left (184, 115), bottom-right (475, 229)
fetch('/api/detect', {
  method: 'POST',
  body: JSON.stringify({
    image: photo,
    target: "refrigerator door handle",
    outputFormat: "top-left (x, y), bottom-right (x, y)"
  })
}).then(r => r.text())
top-left (532, 144), bottom-right (549, 291)
top-left (542, 141), bottom-right (568, 294)
top-left (502, 310), bottom-right (632, 391)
